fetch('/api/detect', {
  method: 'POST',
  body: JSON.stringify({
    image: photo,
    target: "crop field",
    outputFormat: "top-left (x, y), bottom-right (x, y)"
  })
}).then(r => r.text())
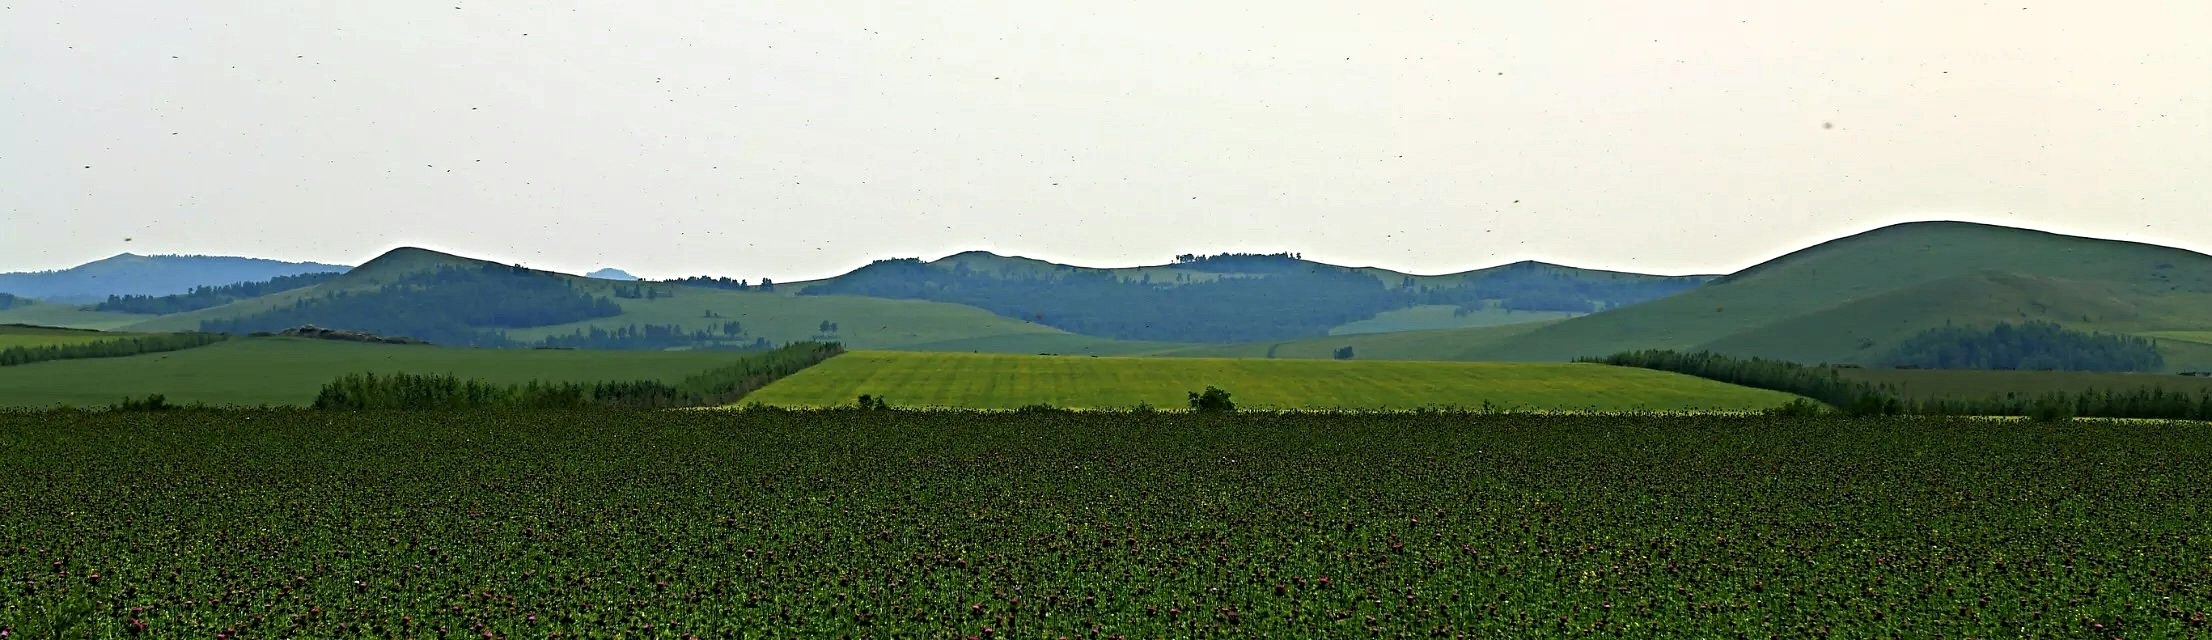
top-left (1839, 367), bottom-right (2212, 400)
top-left (742, 351), bottom-right (1802, 411)
top-left (3, 411), bottom-right (2209, 636)
top-left (0, 338), bottom-right (758, 407)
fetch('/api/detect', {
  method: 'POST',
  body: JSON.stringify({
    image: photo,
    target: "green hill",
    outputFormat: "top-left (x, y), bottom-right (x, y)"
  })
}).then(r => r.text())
top-left (741, 350), bottom-right (1803, 411)
top-left (1459, 221), bottom-right (2212, 369)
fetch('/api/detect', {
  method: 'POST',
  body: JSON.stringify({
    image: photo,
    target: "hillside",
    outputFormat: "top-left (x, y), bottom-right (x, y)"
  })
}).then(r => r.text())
top-left (1461, 221), bottom-right (2212, 369)
top-left (790, 251), bottom-right (1707, 343)
top-left (0, 253), bottom-right (349, 303)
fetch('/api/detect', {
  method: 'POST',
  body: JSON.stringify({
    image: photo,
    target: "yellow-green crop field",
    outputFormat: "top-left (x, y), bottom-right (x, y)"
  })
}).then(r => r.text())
top-left (743, 351), bottom-right (1803, 411)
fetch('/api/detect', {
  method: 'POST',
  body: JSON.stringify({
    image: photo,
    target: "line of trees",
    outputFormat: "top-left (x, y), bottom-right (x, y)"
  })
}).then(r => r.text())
top-left (1584, 350), bottom-right (1902, 415)
top-left (1883, 320), bottom-right (2164, 372)
top-left (312, 342), bottom-right (844, 410)
top-left (1589, 349), bottom-right (2212, 421)
top-left (536, 324), bottom-right (766, 350)
top-left (660, 276), bottom-right (755, 291)
top-left (91, 271), bottom-right (344, 315)
top-left (0, 293), bottom-right (27, 310)
top-left (1, 332), bottom-right (229, 367)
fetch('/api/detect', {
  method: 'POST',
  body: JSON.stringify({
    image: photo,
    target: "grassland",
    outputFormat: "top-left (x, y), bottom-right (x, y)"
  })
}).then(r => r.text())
top-left (0, 338), bottom-right (759, 407)
top-left (0, 324), bottom-right (120, 348)
top-left (0, 303), bottom-right (146, 331)
top-left (742, 351), bottom-right (1802, 411)
top-left (6, 410), bottom-right (2209, 636)
top-left (1839, 367), bottom-right (2212, 400)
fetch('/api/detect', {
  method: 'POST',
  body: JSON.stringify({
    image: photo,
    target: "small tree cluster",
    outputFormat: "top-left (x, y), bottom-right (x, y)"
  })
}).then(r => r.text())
top-left (1188, 386), bottom-right (1236, 412)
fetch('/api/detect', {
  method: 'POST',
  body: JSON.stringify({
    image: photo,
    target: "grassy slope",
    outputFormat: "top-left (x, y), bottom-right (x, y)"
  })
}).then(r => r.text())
top-left (1327, 305), bottom-right (1578, 335)
top-left (743, 350), bottom-right (1802, 411)
top-left (0, 337), bottom-right (752, 407)
top-left (1839, 368), bottom-right (2212, 400)
top-left (1465, 221), bottom-right (2212, 363)
top-left (0, 324), bottom-right (126, 348)
top-left (1696, 272), bottom-right (2195, 366)
top-left (0, 302), bottom-right (148, 331)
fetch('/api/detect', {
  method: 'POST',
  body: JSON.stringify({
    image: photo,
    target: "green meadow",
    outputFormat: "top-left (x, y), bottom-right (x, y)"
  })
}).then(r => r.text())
top-left (741, 350), bottom-right (1803, 411)
top-left (0, 324), bottom-right (122, 348)
top-left (0, 337), bottom-right (754, 407)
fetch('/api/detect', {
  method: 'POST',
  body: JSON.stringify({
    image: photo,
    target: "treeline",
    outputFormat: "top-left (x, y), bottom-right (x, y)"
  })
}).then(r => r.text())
top-left (202, 265), bottom-right (621, 347)
top-left (1585, 350), bottom-right (1902, 415)
top-left (91, 271), bottom-right (344, 315)
top-left (1590, 349), bottom-right (2212, 421)
top-left (538, 323), bottom-right (770, 351)
top-left (1884, 321), bottom-right (2164, 372)
top-left (659, 276), bottom-right (758, 291)
top-left (0, 293), bottom-right (27, 310)
top-left (312, 342), bottom-right (844, 410)
top-left (1, 332), bottom-right (229, 367)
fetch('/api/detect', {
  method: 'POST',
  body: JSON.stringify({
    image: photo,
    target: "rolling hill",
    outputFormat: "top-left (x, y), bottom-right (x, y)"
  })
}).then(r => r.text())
top-left (123, 247), bottom-right (1180, 352)
top-left (1456, 221), bottom-right (2212, 369)
top-left (788, 251), bottom-right (1708, 343)
top-left (0, 253), bottom-right (349, 303)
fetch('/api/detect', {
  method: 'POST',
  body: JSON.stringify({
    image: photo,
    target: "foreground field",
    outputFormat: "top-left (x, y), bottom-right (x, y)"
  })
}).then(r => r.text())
top-left (744, 351), bottom-right (1802, 411)
top-left (3, 411), bottom-right (2208, 636)
top-left (0, 338), bottom-right (754, 407)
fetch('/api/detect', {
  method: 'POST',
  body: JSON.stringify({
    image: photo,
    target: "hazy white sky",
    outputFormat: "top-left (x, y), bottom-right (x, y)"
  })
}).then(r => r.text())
top-left (4, 1), bottom-right (2207, 279)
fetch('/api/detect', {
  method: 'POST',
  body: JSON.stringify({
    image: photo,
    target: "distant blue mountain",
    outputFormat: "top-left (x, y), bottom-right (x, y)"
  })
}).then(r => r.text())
top-left (586, 268), bottom-right (640, 281)
top-left (0, 254), bottom-right (351, 303)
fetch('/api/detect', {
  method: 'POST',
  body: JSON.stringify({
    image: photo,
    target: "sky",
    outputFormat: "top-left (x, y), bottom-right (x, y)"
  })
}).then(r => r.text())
top-left (4, 1), bottom-right (2207, 280)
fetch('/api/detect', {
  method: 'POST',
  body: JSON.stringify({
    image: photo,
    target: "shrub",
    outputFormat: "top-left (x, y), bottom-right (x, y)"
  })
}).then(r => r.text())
top-left (113, 394), bottom-right (172, 412)
top-left (1188, 386), bottom-right (1236, 412)
top-left (1763, 398), bottom-right (1827, 417)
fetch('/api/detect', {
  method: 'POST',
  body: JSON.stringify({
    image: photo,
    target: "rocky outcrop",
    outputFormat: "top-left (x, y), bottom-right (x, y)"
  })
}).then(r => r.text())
top-left (272, 325), bottom-right (428, 345)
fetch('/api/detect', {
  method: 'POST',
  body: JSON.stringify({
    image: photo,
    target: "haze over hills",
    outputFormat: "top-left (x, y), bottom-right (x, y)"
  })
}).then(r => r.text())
top-left (0, 254), bottom-right (350, 303)
top-left (3, 221), bottom-right (2208, 371)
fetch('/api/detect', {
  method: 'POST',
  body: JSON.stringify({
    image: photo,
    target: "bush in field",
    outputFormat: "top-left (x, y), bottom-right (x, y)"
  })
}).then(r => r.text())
top-left (1188, 386), bottom-right (1236, 412)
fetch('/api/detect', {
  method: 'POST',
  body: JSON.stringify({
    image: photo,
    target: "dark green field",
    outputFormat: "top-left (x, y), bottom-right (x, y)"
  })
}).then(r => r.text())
top-left (1841, 368), bottom-right (2212, 400)
top-left (4, 411), bottom-right (2209, 637)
